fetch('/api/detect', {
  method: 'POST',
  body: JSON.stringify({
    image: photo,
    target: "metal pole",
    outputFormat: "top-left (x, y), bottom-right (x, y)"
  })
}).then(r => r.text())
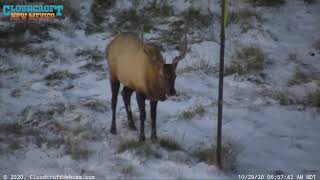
top-left (217, 0), bottom-right (226, 169)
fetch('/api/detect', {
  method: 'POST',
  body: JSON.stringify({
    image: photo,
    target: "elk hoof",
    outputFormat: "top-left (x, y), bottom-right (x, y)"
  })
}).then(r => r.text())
top-left (128, 122), bottom-right (137, 131)
top-left (110, 127), bottom-right (117, 135)
top-left (139, 134), bottom-right (146, 142)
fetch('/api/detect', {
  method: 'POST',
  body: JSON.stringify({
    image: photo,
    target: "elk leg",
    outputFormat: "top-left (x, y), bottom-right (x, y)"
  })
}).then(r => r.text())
top-left (150, 101), bottom-right (158, 141)
top-left (136, 92), bottom-right (146, 141)
top-left (110, 80), bottom-right (120, 134)
top-left (121, 86), bottom-right (136, 130)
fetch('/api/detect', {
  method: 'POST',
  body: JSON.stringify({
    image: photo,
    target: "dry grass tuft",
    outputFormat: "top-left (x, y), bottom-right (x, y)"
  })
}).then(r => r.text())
top-left (193, 144), bottom-right (237, 172)
top-left (225, 47), bottom-right (265, 76)
top-left (181, 105), bottom-right (206, 120)
top-left (159, 138), bottom-right (183, 151)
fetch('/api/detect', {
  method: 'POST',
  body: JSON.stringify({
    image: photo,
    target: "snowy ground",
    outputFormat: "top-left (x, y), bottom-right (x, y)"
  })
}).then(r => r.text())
top-left (0, 0), bottom-right (320, 179)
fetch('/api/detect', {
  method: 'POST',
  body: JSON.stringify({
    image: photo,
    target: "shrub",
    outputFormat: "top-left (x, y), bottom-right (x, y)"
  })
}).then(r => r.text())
top-left (225, 47), bottom-right (265, 75)
top-left (160, 20), bottom-right (186, 47)
top-left (91, 0), bottom-right (116, 25)
top-left (181, 8), bottom-right (213, 29)
top-left (159, 138), bottom-right (182, 151)
top-left (115, 9), bottom-right (153, 33)
top-left (144, 1), bottom-right (173, 17)
top-left (62, 1), bottom-right (81, 21)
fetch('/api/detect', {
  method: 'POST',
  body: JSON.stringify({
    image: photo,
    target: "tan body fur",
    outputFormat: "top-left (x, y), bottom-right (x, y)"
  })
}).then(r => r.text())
top-left (107, 33), bottom-right (165, 101)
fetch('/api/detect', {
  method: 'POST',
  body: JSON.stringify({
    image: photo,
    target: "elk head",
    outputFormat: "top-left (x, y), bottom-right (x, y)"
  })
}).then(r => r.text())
top-left (159, 34), bottom-right (188, 99)
top-left (142, 33), bottom-right (188, 101)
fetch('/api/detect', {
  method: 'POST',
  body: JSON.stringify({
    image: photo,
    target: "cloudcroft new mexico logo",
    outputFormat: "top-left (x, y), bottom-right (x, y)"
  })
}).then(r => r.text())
top-left (2, 4), bottom-right (64, 21)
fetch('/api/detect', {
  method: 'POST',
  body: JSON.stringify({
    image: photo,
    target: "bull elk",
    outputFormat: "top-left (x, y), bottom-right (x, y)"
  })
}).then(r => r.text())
top-left (106, 32), bottom-right (187, 141)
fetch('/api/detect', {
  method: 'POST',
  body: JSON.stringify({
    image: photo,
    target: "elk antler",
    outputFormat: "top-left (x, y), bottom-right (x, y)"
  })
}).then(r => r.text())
top-left (141, 25), bottom-right (144, 46)
top-left (172, 33), bottom-right (188, 66)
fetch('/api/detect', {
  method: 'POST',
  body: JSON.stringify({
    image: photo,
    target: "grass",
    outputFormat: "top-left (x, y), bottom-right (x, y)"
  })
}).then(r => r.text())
top-left (45, 70), bottom-right (77, 81)
top-left (302, 90), bottom-right (320, 108)
top-left (21, 104), bottom-right (63, 121)
top-left (1, 104), bottom-right (101, 159)
top-left (117, 139), bottom-right (168, 158)
top-left (287, 66), bottom-right (320, 87)
top-left (0, 123), bottom-right (23, 135)
top-left (159, 138), bottom-right (182, 151)
top-left (65, 140), bottom-right (92, 160)
top-left (225, 47), bottom-right (265, 76)
top-left (287, 68), bottom-right (311, 86)
top-left (117, 139), bottom-right (145, 153)
top-left (8, 142), bottom-right (23, 151)
top-left (0, 122), bottom-right (42, 153)
top-left (44, 70), bottom-right (78, 86)
top-left (304, 0), bottom-right (318, 5)
top-left (181, 105), bottom-right (206, 120)
top-left (259, 87), bottom-right (320, 107)
top-left (75, 47), bottom-right (104, 62)
top-left (312, 39), bottom-right (320, 52)
top-left (120, 164), bottom-right (134, 176)
top-left (80, 63), bottom-right (104, 72)
top-left (82, 99), bottom-right (108, 112)
top-left (193, 144), bottom-right (237, 172)
top-left (44, 138), bottom-right (66, 149)
top-left (247, 0), bottom-right (286, 7)
top-left (0, 65), bottom-right (19, 75)
top-left (0, 15), bottom-right (61, 51)
top-left (178, 59), bottom-right (217, 75)
top-left (229, 8), bottom-right (261, 24)
top-left (258, 87), bottom-right (293, 105)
